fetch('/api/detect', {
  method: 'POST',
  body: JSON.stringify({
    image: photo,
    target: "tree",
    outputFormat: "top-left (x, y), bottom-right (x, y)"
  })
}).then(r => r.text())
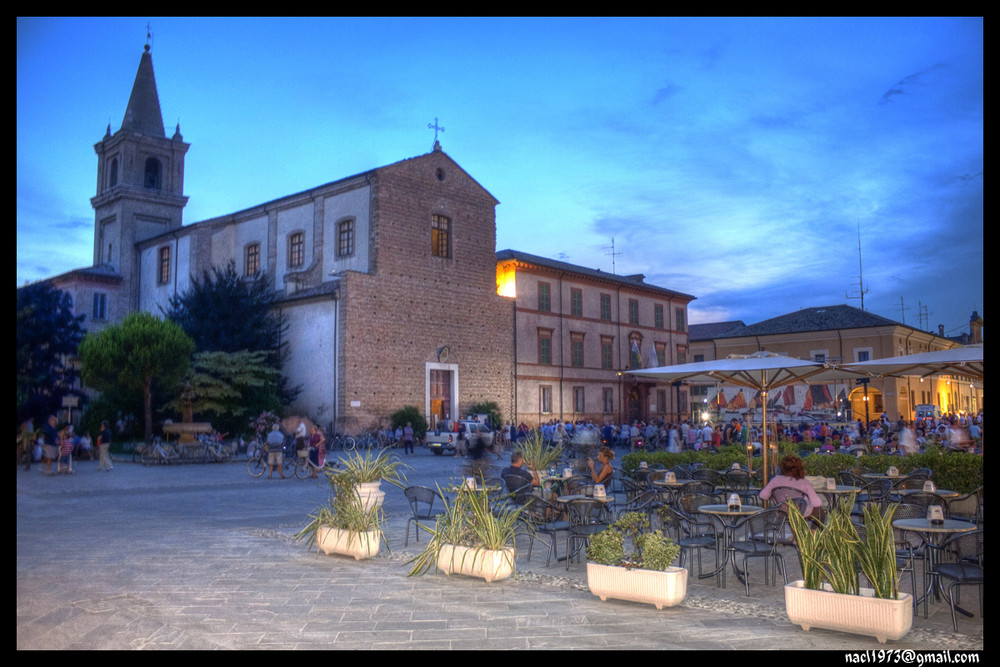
top-left (163, 350), bottom-right (281, 436)
top-left (163, 261), bottom-right (298, 405)
top-left (390, 406), bottom-right (429, 443)
top-left (17, 283), bottom-right (86, 424)
top-left (469, 401), bottom-right (504, 432)
top-left (79, 312), bottom-right (195, 442)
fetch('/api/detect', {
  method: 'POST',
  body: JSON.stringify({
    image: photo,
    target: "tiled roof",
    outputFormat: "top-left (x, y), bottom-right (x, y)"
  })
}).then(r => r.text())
top-left (714, 304), bottom-right (903, 338)
top-left (689, 321), bottom-right (745, 341)
top-left (496, 249), bottom-right (696, 301)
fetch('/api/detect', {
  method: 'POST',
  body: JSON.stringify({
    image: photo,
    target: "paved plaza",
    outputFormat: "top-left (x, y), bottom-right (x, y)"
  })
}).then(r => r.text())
top-left (17, 447), bottom-right (983, 651)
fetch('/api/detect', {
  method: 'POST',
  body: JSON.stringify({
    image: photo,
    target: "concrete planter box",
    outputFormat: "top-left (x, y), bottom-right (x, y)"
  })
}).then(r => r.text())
top-left (785, 580), bottom-right (913, 643)
top-left (316, 526), bottom-right (380, 561)
top-left (587, 563), bottom-right (688, 609)
top-left (437, 544), bottom-right (515, 583)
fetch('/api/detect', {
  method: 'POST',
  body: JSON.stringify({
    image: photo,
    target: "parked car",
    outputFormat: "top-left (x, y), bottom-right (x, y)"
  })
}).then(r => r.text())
top-left (425, 420), bottom-right (494, 456)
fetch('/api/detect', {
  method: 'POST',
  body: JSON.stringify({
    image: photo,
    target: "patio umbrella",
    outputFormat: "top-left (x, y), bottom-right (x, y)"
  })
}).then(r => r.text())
top-left (628, 351), bottom-right (864, 485)
top-left (843, 344), bottom-right (983, 381)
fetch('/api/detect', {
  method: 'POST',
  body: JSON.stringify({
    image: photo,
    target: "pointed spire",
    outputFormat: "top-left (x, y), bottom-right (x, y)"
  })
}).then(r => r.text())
top-left (120, 43), bottom-right (165, 137)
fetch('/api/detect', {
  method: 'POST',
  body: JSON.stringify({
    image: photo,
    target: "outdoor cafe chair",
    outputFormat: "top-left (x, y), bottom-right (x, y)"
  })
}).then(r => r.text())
top-left (724, 469), bottom-right (757, 504)
top-left (403, 486), bottom-right (445, 547)
top-left (728, 507), bottom-right (788, 596)
top-left (925, 529), bottom-right (984, 632)
top-left (613, 488), bottom-right (660, 521)
top-left (692, 468), bottom-right (723, 489)
top-left (657, 503), bottom-right (720, 584)
top-left (947, 487), bottom-right (983, 527)
top-left (565, 498), bottom-right (612, 569)
top-left (899, 492), bottom-right (950, 517)
top-left (520, 496), bottom-right (571, 567)
top-left (677, 480), bottom-right (717, 502)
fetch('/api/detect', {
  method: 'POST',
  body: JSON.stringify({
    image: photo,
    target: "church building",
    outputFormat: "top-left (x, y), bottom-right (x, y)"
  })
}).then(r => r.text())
top-left (52, 42), bottom-right (515, 434)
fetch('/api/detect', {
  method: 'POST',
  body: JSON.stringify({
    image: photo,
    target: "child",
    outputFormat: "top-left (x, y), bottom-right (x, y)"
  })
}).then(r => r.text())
top-left (58, 425), bottom-right (75, 474)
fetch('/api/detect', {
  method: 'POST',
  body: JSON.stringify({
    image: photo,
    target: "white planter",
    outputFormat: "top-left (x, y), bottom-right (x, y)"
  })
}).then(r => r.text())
top-left (784, 581), bottom-right (913, 643)
top-left (316, 526), bottom-right (380, 561)
top-left (437, 544), bottom-right (515, 583)
top-left (587, 563), bottom-right (688, 609)
top-left (355, 482), bottom-right (385, 511)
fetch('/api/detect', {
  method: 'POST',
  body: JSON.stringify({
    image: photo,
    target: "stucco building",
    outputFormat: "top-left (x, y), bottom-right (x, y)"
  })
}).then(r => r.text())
top-left (496, 250), bottom-right (695, 427)
top-left (687, 305), bottom-right (982, 424)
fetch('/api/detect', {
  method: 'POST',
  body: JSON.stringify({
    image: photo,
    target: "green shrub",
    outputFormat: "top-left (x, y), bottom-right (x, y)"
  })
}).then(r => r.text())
top-left (389, 406), bottom-right (428, 443)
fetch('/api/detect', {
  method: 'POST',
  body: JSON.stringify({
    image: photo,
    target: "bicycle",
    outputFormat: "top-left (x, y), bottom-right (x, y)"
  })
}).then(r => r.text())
top-left (246, 443), bottom-right (295, 478)
top-left (141, 438), bottom-right (181, 465)
top-left (330, 434), bottom-right (357, 452)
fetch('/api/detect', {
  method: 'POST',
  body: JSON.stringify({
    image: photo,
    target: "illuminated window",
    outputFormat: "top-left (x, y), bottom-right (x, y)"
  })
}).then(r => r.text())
top-left (245, 243), bottom-right (260, 276)
top-left (288, 232), bottom-right (305, 268)
top-left (431, 214), bottom-right (450, 258)
top-left (158, 246), bottom-right (171, 284)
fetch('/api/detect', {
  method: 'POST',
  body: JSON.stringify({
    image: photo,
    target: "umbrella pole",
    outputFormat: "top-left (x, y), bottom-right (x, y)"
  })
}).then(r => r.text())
top-left (761, 388), bottom-right (769, 489)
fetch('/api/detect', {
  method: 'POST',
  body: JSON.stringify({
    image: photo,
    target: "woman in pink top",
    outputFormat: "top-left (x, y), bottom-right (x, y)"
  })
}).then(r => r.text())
top-left (759, 455), bottom-right (822, 517)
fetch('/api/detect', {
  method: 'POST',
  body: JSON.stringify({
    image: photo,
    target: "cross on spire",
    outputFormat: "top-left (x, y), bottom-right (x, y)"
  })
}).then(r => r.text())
top-left (428, 117), bottom-right (444, 150)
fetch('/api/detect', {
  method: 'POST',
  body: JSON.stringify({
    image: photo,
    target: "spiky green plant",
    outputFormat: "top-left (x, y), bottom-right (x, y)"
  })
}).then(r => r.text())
top-left (515, 431), bottom-right (563, 473)
top-left (858, 502), bottom-right (901, 599)
top-left (787, 495), bottom-right (901, 599)
top-left (333, 446), bottom-right (410, 488)
top-left (407, 475), bottom-right (526, 577)
top-left (295, 471), bottom-right (388, 551)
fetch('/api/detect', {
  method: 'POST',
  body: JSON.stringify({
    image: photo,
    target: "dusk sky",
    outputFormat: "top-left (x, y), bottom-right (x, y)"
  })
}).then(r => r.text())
top-left (17, 17), bottom-right (983, 338)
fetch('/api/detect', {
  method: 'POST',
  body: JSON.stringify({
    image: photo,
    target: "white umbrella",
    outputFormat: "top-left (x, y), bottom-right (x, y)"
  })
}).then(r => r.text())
top-left (629, 351), bottom-right (865, 485)
top-left (843, 344), bottom-right (982, 381)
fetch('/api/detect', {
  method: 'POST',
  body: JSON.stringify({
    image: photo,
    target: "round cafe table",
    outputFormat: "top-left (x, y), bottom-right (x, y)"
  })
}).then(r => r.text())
top-left (892, 517), bottom-right (977, 612)
top-left (896, 488), bottom-right (960, 500)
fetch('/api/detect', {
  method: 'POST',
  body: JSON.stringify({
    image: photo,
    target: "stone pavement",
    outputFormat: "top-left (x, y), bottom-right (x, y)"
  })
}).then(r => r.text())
top-left (17, 450), bottom-right (983, 651)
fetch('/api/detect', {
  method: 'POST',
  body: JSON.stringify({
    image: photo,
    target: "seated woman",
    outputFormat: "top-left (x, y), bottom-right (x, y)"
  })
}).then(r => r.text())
top-left (759, 454), bottom-right (823, 517)
top-left (587, 446), bottom-right (615, 486)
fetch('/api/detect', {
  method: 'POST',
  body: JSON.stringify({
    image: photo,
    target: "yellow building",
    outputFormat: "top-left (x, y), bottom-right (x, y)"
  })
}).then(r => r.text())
top-left (688, 305), bottom-right (982, 424)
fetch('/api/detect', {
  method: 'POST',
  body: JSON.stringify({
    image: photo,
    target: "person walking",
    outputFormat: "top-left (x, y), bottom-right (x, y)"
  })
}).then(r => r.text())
top-left (97, 421), bottom-right (114, 471)
top-left (57, 425), bottom-right (75, 474)
top-left (42, 415), bottom-right (59, 476)
top-left (402, 422), bottom-right (415, 455)
top-left (308, 425), bottom-right (326, 478)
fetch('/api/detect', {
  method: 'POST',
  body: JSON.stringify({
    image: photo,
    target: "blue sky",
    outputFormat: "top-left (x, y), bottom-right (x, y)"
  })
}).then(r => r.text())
top-left (17, 17), bottom-right (983, 338)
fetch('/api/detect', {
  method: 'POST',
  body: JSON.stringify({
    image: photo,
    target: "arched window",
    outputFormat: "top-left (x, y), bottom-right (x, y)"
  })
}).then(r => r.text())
top-left (144, 157), bottom-right (161, 190)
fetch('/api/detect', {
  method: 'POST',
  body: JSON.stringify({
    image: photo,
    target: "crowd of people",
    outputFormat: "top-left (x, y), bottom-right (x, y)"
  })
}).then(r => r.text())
top-left (17, 415), bottom-right (117, 474)
top-left (503, 409), bottom-right (984, 458)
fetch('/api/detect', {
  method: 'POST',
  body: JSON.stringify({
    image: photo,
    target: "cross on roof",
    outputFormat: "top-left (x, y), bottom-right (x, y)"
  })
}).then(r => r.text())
top-left (428, 117), bottom-right (445, 146)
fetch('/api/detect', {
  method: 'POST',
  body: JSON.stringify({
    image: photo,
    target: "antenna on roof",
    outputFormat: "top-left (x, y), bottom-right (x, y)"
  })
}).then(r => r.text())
top-left (602, 237), bottom-right (623, 275)
top-left (845, 220), bottom-right (870, 310)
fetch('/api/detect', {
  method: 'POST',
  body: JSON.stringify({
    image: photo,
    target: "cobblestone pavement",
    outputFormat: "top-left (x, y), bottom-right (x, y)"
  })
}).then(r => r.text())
top-left (17, 449), bottom-right (984, 650)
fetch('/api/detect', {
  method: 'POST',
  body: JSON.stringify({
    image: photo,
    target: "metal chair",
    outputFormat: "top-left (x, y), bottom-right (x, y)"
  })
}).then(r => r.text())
top-left (724, 469), bottom-right (757, 504)
top-left (926, 529), bottom-right (984, 631)
top-left (899, 492), bottom-right (949, 517)
top-left (520, 496), bottom-right (571, 567)
top-left (947, 487), bottom-right (983, 527)
top-left (692, 468), bottom-right (723, 489)
top-left (677, 480), bottom-right (717, 500)
top-left (658, 503), bottom-right (720, 584)
top-left (565, 498), bottom-right (612, 569)
top-left (728, 507), bottom-right (788, 596)
top-left (403, 486), bottom-right (445, 547)
top-left (613, 488), bottom-right (660, 521)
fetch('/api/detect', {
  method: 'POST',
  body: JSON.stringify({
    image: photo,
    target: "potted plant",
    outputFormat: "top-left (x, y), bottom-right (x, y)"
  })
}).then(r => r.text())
top-left (331, 447), bottom-right (410, 510)
top-left (295, 472), bottom-right (387, 561)
top-left (408, 477), bottom-right (525, 582)
top-left (515, 431), bottom-right (563, 474)
top-left (784, 497), bottom-right (913, 643)
top-left (586, 512), bottom-right (687, 609)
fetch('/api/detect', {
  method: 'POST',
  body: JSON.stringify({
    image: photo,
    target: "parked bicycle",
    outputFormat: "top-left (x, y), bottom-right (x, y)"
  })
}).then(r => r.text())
top-left (140, 438), bottom-right (182, 465)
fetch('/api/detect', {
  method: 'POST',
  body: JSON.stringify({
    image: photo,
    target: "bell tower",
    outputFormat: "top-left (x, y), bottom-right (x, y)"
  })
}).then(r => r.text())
top-left (90, 40), bottom-right (189, 308)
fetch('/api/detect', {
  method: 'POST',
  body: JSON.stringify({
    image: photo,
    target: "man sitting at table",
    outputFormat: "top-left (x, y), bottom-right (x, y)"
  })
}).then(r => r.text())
top-left (502, 451), bottom-right (539, 492)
